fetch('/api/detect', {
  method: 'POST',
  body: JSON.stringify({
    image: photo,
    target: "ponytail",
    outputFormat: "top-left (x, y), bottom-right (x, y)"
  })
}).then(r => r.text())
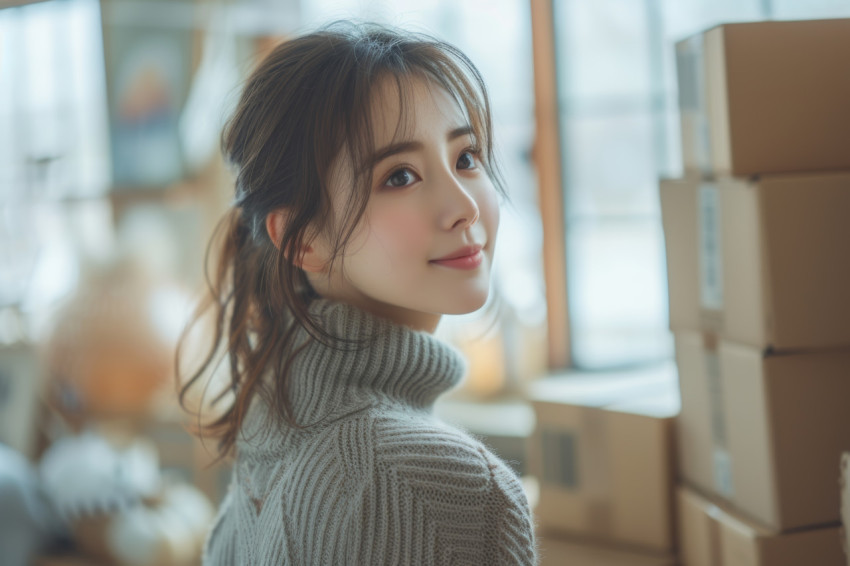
top-left (176, 207), bottom-right (305, 462)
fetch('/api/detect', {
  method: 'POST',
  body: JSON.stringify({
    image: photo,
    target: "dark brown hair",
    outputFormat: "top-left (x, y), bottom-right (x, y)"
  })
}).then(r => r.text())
top-left (176, 21), bottom-right (505, 460)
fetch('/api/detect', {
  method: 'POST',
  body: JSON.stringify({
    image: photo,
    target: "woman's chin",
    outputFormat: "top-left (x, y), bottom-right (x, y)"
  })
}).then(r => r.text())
top-left (439, 288), bottom-right (491, 315)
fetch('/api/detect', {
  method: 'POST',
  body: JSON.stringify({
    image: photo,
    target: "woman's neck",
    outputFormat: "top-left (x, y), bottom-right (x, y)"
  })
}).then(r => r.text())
top-left (313, 289), bottom-right (442, 333)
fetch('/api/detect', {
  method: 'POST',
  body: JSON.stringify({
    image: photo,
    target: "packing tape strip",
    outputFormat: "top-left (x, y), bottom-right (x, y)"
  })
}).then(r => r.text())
top-left (540, 427), bottom-right (578, 489)
top-left (698, 182), bottom-right (724, 316)
top-left (676, 32), bottom-right (714, 175)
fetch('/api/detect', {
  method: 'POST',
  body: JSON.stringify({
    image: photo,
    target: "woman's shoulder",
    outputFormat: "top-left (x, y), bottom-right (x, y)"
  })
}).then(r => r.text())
top-left (314, 404), bottom-right (521, 488)
top-left (283, 405), bottom-right (537, 565)
top-left (372, 407), bottom-right (491, 459)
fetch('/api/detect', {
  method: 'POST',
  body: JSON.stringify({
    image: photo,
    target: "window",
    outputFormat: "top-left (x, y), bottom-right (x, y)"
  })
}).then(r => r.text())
top-left (549, 0), bottom-right (776, 369)
top-left (0, 0), bottom-right (113, 343)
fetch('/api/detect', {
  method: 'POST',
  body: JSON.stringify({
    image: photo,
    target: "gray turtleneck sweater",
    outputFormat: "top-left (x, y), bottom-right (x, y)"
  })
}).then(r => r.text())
top-left (202, 299), bottom-right (538, 565)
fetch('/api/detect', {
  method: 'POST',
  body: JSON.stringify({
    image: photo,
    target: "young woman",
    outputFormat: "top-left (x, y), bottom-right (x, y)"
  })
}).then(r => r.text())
top-left (179, 21), bottom-right (538, 565)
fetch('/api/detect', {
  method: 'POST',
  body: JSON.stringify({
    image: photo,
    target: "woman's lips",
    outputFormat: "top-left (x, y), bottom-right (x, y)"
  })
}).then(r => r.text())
top-left (429, 249), bottom-right (484, 270)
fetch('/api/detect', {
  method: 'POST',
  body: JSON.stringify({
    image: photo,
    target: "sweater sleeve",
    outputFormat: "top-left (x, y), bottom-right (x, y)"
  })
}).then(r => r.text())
top-left (347, 415), bottom-right (539, 565)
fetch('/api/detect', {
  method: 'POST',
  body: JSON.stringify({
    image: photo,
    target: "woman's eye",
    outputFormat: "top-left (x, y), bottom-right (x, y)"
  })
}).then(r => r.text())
top-left (457, 150), bottom-right (478, 170)
top-left (385, 168), bottom-right (418, 188)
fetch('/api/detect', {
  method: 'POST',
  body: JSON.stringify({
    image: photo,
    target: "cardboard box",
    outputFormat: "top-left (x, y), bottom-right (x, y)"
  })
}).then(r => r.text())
top-left (660, 173), bottom-right (850, 351)
top-left (678, 486), bottom-right (844, 566)
top-left (537, 533), bottom-right (675, 566)
top-left (676, 331), bottom-right (850, 530)
top-left (528, 365), bottom-right (679, 553)
top-left (676, 19), bottom-right (850, 177)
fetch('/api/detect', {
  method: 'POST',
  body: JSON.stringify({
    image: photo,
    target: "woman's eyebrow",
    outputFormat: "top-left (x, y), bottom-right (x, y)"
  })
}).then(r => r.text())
top-left (366, 125), bottom-right (474, 169)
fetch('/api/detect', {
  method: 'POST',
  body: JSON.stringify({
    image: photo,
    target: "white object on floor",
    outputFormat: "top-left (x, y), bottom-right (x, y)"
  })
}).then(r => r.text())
top-left (39, 430), bottom-right (161, 521)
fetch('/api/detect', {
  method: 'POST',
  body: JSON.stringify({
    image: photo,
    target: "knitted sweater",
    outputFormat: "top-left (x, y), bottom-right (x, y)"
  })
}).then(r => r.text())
top-left (202, 299), bottom-right (538, 565)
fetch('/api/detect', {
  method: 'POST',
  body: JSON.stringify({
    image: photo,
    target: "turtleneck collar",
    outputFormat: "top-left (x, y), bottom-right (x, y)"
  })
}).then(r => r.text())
top-left (239, 298), bottom-right (466, 451)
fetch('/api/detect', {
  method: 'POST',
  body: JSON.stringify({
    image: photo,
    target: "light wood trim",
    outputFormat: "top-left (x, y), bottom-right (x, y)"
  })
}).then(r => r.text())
top-left (0, 0), bottom-right (51, 9)
top-left (530, 0), bottom-right (570, 370)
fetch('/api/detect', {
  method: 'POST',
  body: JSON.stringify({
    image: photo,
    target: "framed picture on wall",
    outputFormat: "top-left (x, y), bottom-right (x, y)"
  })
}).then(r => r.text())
top-left (101, 0), bottom-right (195, 190)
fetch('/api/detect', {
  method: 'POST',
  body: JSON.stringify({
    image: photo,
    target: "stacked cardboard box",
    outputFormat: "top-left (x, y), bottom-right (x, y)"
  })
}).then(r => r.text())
top-left (676, 18), bottom-right (850, 178)
top-left (662, 18), bottom-right (850, 565)
top-left (678, 486), bottom-right (844, 566)
top-left (527, 365), bottom-right (679, 561)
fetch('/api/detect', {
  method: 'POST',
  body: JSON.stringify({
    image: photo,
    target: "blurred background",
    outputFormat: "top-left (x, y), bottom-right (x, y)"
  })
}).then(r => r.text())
top-left (3, 0), bottom-right (850, 565)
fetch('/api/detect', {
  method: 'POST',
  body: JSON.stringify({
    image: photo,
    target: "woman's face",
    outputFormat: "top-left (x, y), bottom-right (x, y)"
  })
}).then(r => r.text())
top-left (305, 77), bottom-right (500, 332)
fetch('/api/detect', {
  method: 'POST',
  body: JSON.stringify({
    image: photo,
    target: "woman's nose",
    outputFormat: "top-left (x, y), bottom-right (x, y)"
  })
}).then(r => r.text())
top-left (439, 172), bottom-right (480, 231)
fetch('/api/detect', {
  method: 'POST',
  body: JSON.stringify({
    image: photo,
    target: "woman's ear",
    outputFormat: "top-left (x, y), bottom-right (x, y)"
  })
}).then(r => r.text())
top-left (265, 209), bottom-right (326, 273)
top-left (265, 209), bottom-right (287, 251)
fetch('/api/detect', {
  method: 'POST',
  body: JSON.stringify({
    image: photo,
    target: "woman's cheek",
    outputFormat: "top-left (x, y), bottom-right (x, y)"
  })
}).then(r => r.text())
top-left (372, 208), bottom-right (430, 256)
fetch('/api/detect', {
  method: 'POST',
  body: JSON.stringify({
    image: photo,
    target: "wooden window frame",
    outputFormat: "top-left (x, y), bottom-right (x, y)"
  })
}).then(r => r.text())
top-left (530, 0), bottom-right (570, 370)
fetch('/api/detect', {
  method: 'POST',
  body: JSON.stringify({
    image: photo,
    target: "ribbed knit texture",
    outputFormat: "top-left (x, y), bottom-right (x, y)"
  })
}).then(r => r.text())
top-left (202, 298), bottom-right (538, 565)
